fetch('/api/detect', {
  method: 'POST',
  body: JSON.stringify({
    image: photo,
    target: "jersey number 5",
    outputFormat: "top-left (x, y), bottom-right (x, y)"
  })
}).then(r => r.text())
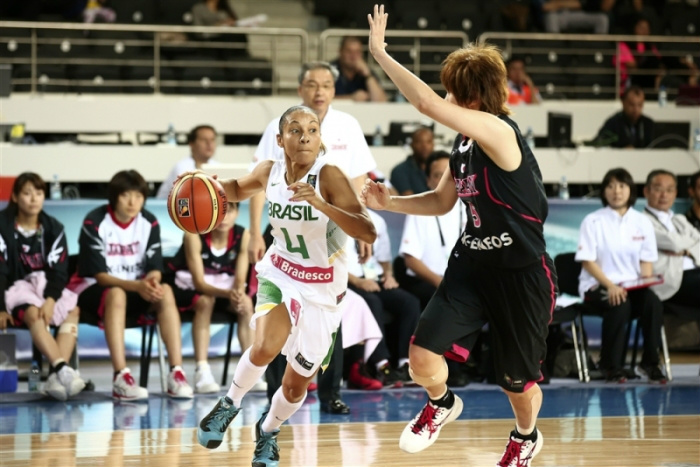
top-left (281, 227), bottom-right (310, 259)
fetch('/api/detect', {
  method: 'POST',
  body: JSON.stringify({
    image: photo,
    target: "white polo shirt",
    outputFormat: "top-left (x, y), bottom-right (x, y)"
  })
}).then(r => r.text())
top-left (346, 210), bottom-right (391, 279)
top-left (399, 202), bottom-right (466, 277)
top-left (249, 106), bottom-right (377, 179)
top-left (575, 206), bottom-right (658, 297)
top-left (646, 205), bottom-right (696, 270)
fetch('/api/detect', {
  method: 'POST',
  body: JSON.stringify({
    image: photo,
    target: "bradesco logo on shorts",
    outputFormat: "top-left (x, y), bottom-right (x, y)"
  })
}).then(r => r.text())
top-left (271, 254), bottom-right (333, 283)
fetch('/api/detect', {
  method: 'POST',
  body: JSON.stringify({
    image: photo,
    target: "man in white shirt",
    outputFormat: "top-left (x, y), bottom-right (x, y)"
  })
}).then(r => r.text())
top-left (156, 125), bottom-right (219, 198)
top-left (643, 169), bottom-right (700, 310)
top-left (248, 61), bottom-right (377, 415)
top-left (398, 152), bottom-right (465, 308)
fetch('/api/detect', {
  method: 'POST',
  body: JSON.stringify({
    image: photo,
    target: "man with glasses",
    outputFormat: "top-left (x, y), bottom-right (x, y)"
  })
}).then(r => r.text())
top-left (643, 169), bottom-right (700, 311)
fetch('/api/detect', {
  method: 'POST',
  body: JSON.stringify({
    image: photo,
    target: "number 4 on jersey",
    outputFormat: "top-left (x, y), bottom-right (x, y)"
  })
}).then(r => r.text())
top-left (281, 227), bottom-right (310, 259)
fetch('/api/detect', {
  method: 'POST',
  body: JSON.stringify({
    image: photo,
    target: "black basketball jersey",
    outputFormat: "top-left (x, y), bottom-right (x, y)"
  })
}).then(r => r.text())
top-left (450, 115), bottom-right (548, 269)
top-left (169, 224), bottom-right (244, 276)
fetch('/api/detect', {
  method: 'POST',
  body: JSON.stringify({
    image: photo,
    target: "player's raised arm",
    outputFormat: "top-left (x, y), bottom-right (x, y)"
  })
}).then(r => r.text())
top-left (218, 160), bottom-right (273, 203)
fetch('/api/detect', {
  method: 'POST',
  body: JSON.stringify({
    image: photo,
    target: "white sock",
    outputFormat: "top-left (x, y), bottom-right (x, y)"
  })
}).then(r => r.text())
top-left (375, 359), bottom-right (389, 372)
top-left (262, 388), bottom-right (306, 433)
top-left (516, 423), bottom-right (535, 437)
top-left (398, 358), bottom-right (409, 367)
top-left (226, 348), bottom-right (267, 408)
top-left (196, 360), bottom-right (209, 371)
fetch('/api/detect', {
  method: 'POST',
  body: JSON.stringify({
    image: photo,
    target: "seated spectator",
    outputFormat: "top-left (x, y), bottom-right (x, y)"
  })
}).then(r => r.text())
top-left (71, 170), bottom-right (193, 400)
top-left (331, 36), bottom-right (387, 102)
top-left (82, 0), bottom-right (115, 23)
top-left (156, 125), bottom-right (219, 198)
top-left (593, 86), bottom-right (654, 148)
top-left (165, 202), bottom-right (254, 394)
top-left (615, 16), bottom-right (698, 93)
top-left (346, 210), bottom-right (420, 387)
top-left (643, 170), bottom-right (700, 310)
top-left (506, 57), bottom-right (541, 105)
top-left (611, 0), bottom-right (659, 33)
top-left (575, 167), bottom-right (666, 383)
top-left (389, 127), bottom-right (434, 196)
top-left (398, 152), bottom-right (466, 309)
top-left (535, 0), bottom-right (610, 34)
top-left (0, 173), bottom-right (85, 401)
top-left (686, 171), bottom-right (700, 232)
top-left (191, 0), bottom-right (252, 56)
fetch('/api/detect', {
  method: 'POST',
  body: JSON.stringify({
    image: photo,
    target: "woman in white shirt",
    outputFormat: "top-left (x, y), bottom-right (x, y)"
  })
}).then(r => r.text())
top-left (575, 168), bottom-right (665, 383)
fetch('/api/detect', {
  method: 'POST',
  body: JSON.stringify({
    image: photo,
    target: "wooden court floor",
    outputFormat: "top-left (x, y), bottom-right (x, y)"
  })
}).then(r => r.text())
top-left (2, 412), bottom-right (698, 466)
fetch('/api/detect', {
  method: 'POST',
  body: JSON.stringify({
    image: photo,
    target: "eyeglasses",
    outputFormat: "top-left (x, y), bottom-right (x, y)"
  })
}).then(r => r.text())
top-left (301, 82), bottom-right (335, 92)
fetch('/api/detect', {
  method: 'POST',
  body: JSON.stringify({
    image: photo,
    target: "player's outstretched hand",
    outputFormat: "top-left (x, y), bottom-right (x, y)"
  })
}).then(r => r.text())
top-left (360, 179), bottom-right (391, 210)
top-left (367, 4), bottom-right (388, 57)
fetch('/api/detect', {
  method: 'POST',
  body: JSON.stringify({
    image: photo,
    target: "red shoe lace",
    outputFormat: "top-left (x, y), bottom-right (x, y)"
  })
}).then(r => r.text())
top-left (498, 438), bottom-right (524, 467)
top-left (411, 403), bottom-right (438, 436)
top-left (172, 370), bottom-right (187, 384)
top-left (120, 372), bottom-right (136, 386)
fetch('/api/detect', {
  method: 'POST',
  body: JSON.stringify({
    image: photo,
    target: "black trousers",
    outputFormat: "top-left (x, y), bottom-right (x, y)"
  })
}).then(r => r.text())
top-left (265, 325), bottom-right (344, 404)
top-left (585, 287), bottom-right (664, 371)
top-left (349, 284), bottom-right (421, 365)
top-left (667, 268), bottom-right (700, 310)
top-left (398, 274), bottom-right (438, 311)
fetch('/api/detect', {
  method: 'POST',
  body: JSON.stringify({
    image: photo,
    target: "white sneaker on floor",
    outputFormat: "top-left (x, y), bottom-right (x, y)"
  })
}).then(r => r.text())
top-left (56, 366), bottom-right (86, 397)
top-left (113, 368), bottom-right (149, 401)
top-left (497, 429), bottom-right (544, 467)
top-left (399, 394), bottom-right (463, 453)
top-left (44, 373), bottom-right (68, 401)
top-left (195, 365), bottom-right (220, 394)
top-left (168, 366), bottom-right (194, 399)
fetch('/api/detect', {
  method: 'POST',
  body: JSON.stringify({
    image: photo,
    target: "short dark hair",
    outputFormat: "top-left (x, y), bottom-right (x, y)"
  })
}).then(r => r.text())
top-left (505, 56), bottom-right (525, 69)
top-left (340, 36), bottom-right (363, 50)
top-left (425, 150), bottom-right (451, 177)
top-left (9, 172), bottom-right (45, 208)
top-left (298, 61), bottom-right (339, 84)
top-left (188, 125), bottom-right (216, 143)
top-left (688, 170), bottom-right (700, 190)
top-left (622, 85), bottom-right (644, 101)
top-left (107, 170), bottom-right (149, 210)
top-left (600, 167), bottom-right (636, 208)
top-left (645, 169), bottom-right (677, 187)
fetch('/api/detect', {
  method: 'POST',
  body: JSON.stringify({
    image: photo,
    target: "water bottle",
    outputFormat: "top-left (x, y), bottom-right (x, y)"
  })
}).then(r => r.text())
top-left (525, 126), bottom-right (535, 150)
top-left (28, 361), bottom-right (40, 392)
top-left (50, 174), bottom-right (62, 200)
top-left (372, 125), bottom-right (384, 147)
top-left (658, 86), bottom-right (667, 107)
top-left (559, 175), bottom-right (570, 200)
top-left (693, 127), bottom-right (700, 151)
top-left (166, 123), bottom-right (177, 146)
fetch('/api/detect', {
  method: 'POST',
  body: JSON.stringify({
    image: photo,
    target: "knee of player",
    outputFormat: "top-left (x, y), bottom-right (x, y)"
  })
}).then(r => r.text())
top-left (22, 306), bottom-right (41, 326)
top-left (408, 345), bottom-right (439, 371)
top-left (195, 295), bottom-right (215, 312)
top-left (105, 287), bottom-right (127, 306)
top-left (281, 381), bottom-right (307, 403)
top-left (250, 341), bottom-right (281, 364)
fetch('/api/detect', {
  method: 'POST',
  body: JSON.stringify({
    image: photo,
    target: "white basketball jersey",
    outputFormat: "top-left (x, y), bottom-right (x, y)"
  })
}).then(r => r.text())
top-left (257, 158), bottom-right (348, 307)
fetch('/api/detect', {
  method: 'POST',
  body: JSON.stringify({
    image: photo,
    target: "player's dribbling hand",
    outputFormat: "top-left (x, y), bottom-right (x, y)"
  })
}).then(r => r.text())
top-left (360, 179), bottom-right (391, 210)
top-left (367, 4), bottom-right (388, 57)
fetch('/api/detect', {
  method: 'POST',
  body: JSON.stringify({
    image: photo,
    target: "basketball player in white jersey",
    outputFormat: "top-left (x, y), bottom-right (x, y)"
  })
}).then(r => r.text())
top-left (196, 105), bottom-right (376, 467)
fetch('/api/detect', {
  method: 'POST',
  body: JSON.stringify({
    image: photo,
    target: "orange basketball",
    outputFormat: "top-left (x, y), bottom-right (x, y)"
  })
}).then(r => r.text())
top-left (167, 173), bottom-right (228, 234)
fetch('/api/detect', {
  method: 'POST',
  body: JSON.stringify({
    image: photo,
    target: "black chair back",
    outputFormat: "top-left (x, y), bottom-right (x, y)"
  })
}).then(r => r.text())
top-left (554, 252), bottom-right (581, 297)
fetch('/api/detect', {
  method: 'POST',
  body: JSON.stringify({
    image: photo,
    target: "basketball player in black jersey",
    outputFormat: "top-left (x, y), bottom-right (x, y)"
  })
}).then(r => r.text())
top-left (362, 6), bottom-right (557, 467)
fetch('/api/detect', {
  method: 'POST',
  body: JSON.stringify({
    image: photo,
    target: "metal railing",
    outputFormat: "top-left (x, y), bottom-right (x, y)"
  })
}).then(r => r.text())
top-left (480, 32), bottom-right (700, 100)
top-left (319, 28), bottom-right (469, 95)
top-left (0, 20), bottom-right (309, 95)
